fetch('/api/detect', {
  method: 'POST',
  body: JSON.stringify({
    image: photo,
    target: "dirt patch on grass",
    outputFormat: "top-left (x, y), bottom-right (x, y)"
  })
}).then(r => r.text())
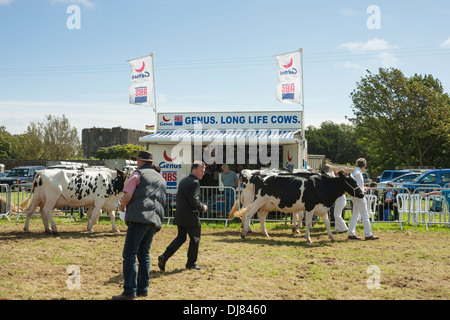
top-left (0, 218), bottom-right (449, 300)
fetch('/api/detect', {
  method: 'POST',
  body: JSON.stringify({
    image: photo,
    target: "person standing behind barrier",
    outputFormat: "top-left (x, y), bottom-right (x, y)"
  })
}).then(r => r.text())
top-left (220, 164), bottom-right (239, 217)
top-left (112, 151), bottom-right (166, 300)
top-left (158, 160), bottom-right (207, 271)
top-left (380, 182), bottom-right (399, 221)
top-left (348, 158), bottom-right (379, 241)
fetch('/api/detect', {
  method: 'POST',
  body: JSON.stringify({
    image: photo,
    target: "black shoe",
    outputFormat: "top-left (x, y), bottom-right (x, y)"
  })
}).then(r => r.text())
top-left (137, 292), bottom-right (148, 298)
top-left (186, 264), bottom-right (204, 270)
top-left (158, 255), bottom-right (166, 272)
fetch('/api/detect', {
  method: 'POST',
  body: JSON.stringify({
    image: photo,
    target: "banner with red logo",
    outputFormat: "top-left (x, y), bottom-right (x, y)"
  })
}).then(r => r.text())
top-left (128, 54), bottom-right (154, 108)
top-left (275, 50), bottom-right (301, 104)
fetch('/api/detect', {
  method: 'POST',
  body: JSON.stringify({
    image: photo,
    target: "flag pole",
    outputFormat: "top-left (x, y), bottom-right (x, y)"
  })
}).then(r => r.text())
top-left (299, 47), bottom-right (306, 169)
top-left (150, 52), bottom-right (158, 132)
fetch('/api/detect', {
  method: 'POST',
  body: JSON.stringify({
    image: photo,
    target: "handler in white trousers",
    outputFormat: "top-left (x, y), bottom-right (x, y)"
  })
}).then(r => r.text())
top-left (333, 194), bottom-right (348, 233)
top-left (348, 158), bottom-right (379, 240)
top-left (330, 170), bottom-right (348, 233)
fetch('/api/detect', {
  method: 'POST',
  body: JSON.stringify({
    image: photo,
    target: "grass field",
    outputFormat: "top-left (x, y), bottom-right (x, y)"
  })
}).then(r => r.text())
top-left (0, 216), bottom-right (449, 300)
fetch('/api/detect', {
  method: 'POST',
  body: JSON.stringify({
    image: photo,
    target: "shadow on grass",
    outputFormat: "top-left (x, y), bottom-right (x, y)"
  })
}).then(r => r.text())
top-left (208, 227), bottom-right (343, 248)
top-left (0, 228), bottom-right (125, 241)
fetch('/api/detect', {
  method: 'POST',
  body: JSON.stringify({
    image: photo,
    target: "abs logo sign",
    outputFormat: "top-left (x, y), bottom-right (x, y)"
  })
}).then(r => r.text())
top-left (134, 86), bottom-right (148, 103)
top-left (281, 83), bottom-right (295, 100)
top-left (161, 149), bottom-right (181, 189)
top-left (159, 115), bottom-right (183, 127)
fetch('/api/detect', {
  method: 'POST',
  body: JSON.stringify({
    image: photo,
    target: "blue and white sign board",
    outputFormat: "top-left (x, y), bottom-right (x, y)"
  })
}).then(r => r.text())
top-left (157, 111), bottom-right (302, 131)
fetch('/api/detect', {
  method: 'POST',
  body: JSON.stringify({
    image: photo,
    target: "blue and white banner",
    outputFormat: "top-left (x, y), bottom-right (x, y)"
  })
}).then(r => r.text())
top-left (128, 54), bottom-right (154, 108)
top-left (275, 50), bottom-right (301, 104)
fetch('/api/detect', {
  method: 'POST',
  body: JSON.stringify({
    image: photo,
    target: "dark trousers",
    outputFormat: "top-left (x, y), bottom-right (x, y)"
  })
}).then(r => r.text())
top-left (122, 222), bottom-right (157, 297)
top-left (163, 225), bottom-right (201, 267)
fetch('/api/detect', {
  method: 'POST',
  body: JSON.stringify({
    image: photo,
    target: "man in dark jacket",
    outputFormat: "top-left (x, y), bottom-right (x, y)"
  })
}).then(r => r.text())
top-left (158, 160), bottom-right (207, 271)
top-left (112, 150), bottom-right (166, 300)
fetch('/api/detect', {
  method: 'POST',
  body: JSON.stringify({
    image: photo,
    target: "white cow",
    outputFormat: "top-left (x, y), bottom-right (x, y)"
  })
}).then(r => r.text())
top-left (229, 168), bottom-right (317, 238)
top-left (20, 168), bottom-right (127, 234)
top-left (232, 169), bottom-right (364, 243)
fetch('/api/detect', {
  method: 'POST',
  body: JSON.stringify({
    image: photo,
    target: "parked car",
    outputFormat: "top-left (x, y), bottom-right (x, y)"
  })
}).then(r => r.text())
top-left (400, 169), bottom-right (450, 192)
top-left (0, 166), bottom-right (45, 186)
top-left (377, 172), bottom-right (423, 189)
top-left (377, 170), bottom-right (414, 182)
top-left (0, 172), bottom-right (6, 178)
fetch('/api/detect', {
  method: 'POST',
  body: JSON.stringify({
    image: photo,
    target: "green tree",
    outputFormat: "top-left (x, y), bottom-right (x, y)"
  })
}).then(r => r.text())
top-left (96, 144), bottom-right (143, 159)
top-left (349, 68), bottom-right (450, 172)
top-left (305, 121), bottom-right (360, 165)
top-left (0, 126), bottom-right (12, 158)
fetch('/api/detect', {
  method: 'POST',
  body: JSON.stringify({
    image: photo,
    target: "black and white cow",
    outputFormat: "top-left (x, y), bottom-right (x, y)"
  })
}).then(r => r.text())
top-left (20, 168), bottom-right (126, 234)
top-left (229, 168), bottom-right (320, 237)
top-left (232, 169), bottom-right (364, 243)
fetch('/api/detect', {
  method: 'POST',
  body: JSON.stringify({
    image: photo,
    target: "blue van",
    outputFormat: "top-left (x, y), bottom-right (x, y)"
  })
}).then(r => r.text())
top-left (378, 170), bottom-right (413, 182)
top-left (401, 169), bottom-right (450, 192)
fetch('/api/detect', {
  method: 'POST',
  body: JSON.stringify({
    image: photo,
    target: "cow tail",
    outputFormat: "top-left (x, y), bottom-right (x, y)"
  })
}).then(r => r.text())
top-left (228, 199), bottom-right (240, 220)
top-left (19, 172), bottom-right (39, 210)
top-left (233, 207), bottom-right (248, 218)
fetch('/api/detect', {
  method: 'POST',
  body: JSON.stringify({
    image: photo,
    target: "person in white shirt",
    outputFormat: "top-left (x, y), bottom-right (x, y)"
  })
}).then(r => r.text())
top-left (348, 158), bottom-right (379, 241)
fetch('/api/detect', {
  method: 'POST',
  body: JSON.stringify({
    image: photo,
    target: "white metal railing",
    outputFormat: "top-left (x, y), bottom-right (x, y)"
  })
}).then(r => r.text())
top-left (2, 182), bottom-right (448, 230)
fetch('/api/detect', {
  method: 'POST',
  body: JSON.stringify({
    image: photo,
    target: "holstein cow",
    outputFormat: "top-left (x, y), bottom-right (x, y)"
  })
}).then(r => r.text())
top-left (229, 168), bottom-right (320, 237)
top-left (232, 169), bottom-right (364, 243)
top-left (20, 168), bottom-right (126, 234)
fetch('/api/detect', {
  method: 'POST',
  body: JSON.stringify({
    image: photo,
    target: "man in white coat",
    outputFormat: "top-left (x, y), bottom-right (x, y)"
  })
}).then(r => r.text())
top-left (348, 158), bottom-right (379, 240)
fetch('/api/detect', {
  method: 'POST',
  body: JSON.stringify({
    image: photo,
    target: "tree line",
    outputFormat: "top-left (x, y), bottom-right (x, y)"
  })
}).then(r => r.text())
top-left (1, 68), bottom-right (449, 175)
top-left (307, 68), bottom-right (450, 174)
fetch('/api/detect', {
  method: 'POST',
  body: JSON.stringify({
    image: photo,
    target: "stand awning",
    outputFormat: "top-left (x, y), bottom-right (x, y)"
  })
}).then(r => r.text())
top-left (139, 129), bottom-right (301, 145)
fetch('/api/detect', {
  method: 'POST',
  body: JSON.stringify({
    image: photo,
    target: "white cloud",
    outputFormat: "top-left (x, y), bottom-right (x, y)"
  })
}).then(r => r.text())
top-left (51, 0), bottom-right (96, 9)
top-left (337, 38), bottom-right (399, 69)
top-left (440, 37), bottom-right (450, 48)
top-left (0, 0), bottom-right (14, 5)
top-left (339, 38), bottom-right (391, 53)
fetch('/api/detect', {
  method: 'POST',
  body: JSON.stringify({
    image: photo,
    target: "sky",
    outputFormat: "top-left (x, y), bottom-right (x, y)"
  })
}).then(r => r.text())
top-left (1, 0), bottom-right (449, 139)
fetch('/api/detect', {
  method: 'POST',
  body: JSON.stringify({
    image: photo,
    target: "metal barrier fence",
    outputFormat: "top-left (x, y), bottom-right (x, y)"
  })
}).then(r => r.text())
top-left (165, 186), bottom-right (237, 226)
top-left (1, 183), bottom-right (449, 230)
top-left (0, 184), bottom-right (11, 221)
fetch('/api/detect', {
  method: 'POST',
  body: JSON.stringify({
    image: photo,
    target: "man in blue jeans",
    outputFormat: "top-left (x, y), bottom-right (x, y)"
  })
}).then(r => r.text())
top-left (112, 151), bottom-right (166, 300)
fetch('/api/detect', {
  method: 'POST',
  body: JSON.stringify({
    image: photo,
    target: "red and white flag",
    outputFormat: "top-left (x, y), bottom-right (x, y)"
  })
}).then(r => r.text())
top-left (128, 54), bottom-right (154, 108)
top-left (275, 50), bottom-right (301, 104)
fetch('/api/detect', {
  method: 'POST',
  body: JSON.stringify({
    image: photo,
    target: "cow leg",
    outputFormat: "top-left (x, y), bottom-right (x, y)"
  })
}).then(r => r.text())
top-left (304, 211), bottom-right (314, 244)
top-left (107, 209), bottom-right (120, 233)
top-left (241, 203), bottom-right (262, 238)
top-left (42, 208), bottom-right (57, 234)
top-left (258, 210), bottom-right (270, 238)
top-left (23, 201), bottom-right (41, 232)
top-left (293, 211), bottom-right (304, 234)
top-left (87, 206), bottom-right (102, 234)
top-left (85, 207), bottom-right (93, 231)
top-left (23, 192), bottom-right (45, 232)
top-left (321, 213), bottom-right (336, 242)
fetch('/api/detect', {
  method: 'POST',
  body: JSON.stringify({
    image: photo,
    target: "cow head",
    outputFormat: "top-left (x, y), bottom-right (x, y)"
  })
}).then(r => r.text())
top-left (338, 170), bottom-right (364, 198)
top-left (113, 169), bottom-right (126, 194)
